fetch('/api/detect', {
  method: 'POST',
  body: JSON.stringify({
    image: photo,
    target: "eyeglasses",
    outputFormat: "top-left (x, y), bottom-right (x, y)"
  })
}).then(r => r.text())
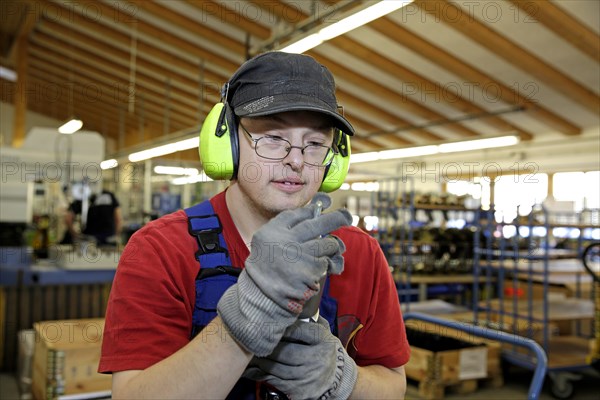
top-left (239, 122), bottom-right (336, 167)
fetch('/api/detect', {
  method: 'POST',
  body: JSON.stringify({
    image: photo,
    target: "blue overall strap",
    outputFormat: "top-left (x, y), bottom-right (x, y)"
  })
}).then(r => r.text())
top-left (186, 200), bottom-right (240, 338)
top-left (319, 276), bottom-right (338, 336)
top-left (186, 200), bottom-right (229, 269)
top-left (185, 200), bottom-right (255, 400)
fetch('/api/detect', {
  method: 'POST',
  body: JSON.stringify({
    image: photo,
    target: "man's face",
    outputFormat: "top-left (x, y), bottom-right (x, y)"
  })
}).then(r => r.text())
top-left (235, 110), bottom-right (335, 217)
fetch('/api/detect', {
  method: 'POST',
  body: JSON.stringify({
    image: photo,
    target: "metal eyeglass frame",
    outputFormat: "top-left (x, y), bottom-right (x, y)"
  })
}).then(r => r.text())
top-left (238, 121), bottom-right (336, 167)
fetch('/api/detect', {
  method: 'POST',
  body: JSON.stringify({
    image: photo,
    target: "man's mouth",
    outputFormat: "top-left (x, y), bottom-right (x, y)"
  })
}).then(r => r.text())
top-left (273, 179), bottom-right (304, 186)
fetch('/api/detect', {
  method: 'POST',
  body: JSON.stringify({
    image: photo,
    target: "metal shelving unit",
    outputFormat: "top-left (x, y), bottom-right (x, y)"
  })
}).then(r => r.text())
top-left (472, 206), bottom-right (598, 399)
top-left (372, 177), bottom-right (480, 310)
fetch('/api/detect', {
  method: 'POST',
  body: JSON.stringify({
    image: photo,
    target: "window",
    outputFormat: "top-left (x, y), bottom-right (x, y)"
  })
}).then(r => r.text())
top-left (494, 173), bottom-right (548, 223)
top-left (553, 171), bottom-right (599, 210)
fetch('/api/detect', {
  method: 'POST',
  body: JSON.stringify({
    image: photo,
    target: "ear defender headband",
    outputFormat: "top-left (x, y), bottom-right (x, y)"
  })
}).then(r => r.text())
top-left (199, 86), bottom-right (352, 192)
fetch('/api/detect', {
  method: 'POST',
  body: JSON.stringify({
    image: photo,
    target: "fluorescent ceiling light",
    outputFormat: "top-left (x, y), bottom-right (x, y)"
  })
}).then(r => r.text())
top-left (154, 166), bottom-right (199, 175)
top-left (128, 137), bottom-right (199, 162)
top-left (100, 159), bottom-right (118, 170)
top-left (281, 0), bottom-right (414, 53)
top-left (0, 66), bottom-right (17, 82)
top-left (281, 34), bottom-right (323, 54)
top-left (378, 145), bottom-right (438, 160)
top-left (319, 0), bottom-right (413, 41)
top-left (339, 181), bottom-right (380, 192)
top-left (438, 135), bottom-right (520, 153)
top-left (171, 172), bottom-right (213, 185)
top-left (58, 119), bottom-right (83, 134)
top-left (351, 182), bottom-right (380, 192)
top-left (351, 135), bottom-right (519, 164)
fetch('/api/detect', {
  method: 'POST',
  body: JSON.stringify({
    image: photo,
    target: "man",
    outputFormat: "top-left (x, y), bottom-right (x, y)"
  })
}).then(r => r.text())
top-left (62, 189), bottom-right (122, 245)
top-left (85, 190), bottom-right (122, 245)
top-left (100, 52), bottom-right (409, 399)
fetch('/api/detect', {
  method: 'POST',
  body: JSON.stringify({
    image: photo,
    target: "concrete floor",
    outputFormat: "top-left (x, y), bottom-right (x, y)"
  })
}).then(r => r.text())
top-left (405, 366), bottom-right (600, 400)
top-left (1, 367), bottom-right (598, 399)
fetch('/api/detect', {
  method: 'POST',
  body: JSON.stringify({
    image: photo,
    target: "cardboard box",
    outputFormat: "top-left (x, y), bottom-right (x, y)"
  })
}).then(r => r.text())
top-left (404, 326), bottom-right (502, 399)
top-left (32, 319), bottom-right (111, 400)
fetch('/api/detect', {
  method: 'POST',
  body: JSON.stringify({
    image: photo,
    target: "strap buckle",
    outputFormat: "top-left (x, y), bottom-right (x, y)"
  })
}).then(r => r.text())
top-left (187, 215), bottom-right (229, 258)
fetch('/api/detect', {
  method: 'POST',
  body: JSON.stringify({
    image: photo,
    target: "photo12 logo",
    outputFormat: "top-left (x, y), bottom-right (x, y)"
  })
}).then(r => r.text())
top-left (1, 162), bottom-right (102, 184)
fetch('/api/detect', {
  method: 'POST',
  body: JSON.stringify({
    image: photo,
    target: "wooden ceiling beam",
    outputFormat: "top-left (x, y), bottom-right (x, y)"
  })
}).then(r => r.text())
top-left (331, 35), bottom-right (533, 140)
top-left (311, 53), bottom-right (478, 139)
top-left (7, 0), bottom-right (41, 63)
top-left (415, 0), bottom-right (600, 114)
top-left (91, 0), bottom-right (241, 71)
top-left (336, 93), bottom-right (441, 142)
top-left (507, 0), bottom-right (599, 62)
top-left (30, 36), bottom-right (201, 120)
top-left (26, 72), bottom-right (192, 142)
top-left (25, 72), bottom-right (166, 134)
top-left (36, 20), bottom-right (217, 105)
top-left (38, 0), bottom-right (238, 75)
top-left (11, 37), bottom-right (28, 147)
top-left (24, 73), bottom-right (197, 149)
top-left (248, 0), bottom-right (308, 24)
top-left (37, 1), bottom-right (225, 107)
top-left (24, 77), bottom-right (122, 136)
top-left (369, 17), bottom-right (581, 136)
top-left (127, 0), bottom-right (245, 54)
top-left (185, 0), bottom-right (271, 40)
top-left (29, 58), bottom-right (197, 133)
top-left (342, 116), bottom-right (395, 151)
top-left (29, 55), bottom-right (197, 132)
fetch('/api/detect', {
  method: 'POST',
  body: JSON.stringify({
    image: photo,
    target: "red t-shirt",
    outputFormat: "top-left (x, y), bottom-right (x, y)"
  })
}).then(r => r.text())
top-left (99, 191), bottom-right (409, 373)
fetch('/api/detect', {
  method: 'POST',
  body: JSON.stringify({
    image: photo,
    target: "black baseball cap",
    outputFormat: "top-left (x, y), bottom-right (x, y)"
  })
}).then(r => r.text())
top-left (225, 51), bottom-right (355, 136)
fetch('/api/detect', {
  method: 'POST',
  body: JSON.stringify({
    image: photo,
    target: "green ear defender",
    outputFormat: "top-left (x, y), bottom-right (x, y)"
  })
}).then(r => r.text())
top-left (199, 103), bottom-right (351, 192)
top-left (320, 131), bottom-right (351, 193)
top-left (199, 102), bottom-right (239, 180)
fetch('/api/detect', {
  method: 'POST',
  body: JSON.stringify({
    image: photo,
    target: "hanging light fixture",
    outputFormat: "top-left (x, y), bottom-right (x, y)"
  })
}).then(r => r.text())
top-left (59, 69), bottom-right (83, 134)
top-left (279, 0), bottom-right (414, 54)
top-left (58, 118), bottom-right (83, 134)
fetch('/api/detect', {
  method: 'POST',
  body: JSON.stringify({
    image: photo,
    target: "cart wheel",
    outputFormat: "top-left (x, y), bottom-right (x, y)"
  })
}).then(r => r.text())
top-left (550, 380), bottom-right (573, 400)
top-left (549, 372), bottom-right (580, 400)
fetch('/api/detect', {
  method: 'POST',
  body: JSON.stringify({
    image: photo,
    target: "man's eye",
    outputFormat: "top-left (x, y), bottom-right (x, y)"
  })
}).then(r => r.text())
top-left (265, 135), bottom-right (284, 140)
top-left (263, 135), bottom-right (286, 144)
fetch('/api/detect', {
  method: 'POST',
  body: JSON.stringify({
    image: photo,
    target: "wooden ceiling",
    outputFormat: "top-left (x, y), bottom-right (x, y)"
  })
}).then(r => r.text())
top-left (1, 0), bottom-right (599, 165)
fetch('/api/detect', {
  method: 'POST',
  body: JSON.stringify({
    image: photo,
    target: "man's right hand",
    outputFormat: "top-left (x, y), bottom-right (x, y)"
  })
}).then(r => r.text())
top-left (217, 194), bottom-right (351, 357)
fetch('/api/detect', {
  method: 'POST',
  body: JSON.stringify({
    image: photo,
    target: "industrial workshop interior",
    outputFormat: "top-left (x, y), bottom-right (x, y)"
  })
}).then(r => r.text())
top-left (0, 0), bottom-right (599, 399)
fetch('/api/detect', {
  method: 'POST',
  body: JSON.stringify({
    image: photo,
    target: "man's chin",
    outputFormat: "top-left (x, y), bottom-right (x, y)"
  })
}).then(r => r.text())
top-left (265, 189), bottom-right (312, 212)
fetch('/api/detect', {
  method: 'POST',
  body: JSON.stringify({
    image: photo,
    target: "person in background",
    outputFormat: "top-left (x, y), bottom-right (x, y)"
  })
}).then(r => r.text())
top-left (357, 216), bottom-right (370, 233)
top-left (86, 190), bottom-right (122, 245)
top-left (62, 189), bottom-right (122, 246)
top-left (61, 196), bottom-right (82, 245)
top-left (99, 52), bottom-right (409, 399)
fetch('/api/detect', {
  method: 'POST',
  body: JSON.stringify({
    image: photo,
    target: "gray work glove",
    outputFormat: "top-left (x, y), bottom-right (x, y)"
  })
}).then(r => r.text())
top-left (244, 316), bottom-right (358, 400)
top-left (217, 193), bottom-right (351, 356)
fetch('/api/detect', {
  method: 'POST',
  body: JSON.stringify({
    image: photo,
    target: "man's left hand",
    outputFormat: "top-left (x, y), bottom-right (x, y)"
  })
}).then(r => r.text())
top-left (244, 317), bottom-right (358, 400)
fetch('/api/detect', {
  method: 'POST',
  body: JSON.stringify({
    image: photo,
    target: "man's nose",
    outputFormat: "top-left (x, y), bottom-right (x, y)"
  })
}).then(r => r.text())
top-left (283, 146), bottom-right (305, 170)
